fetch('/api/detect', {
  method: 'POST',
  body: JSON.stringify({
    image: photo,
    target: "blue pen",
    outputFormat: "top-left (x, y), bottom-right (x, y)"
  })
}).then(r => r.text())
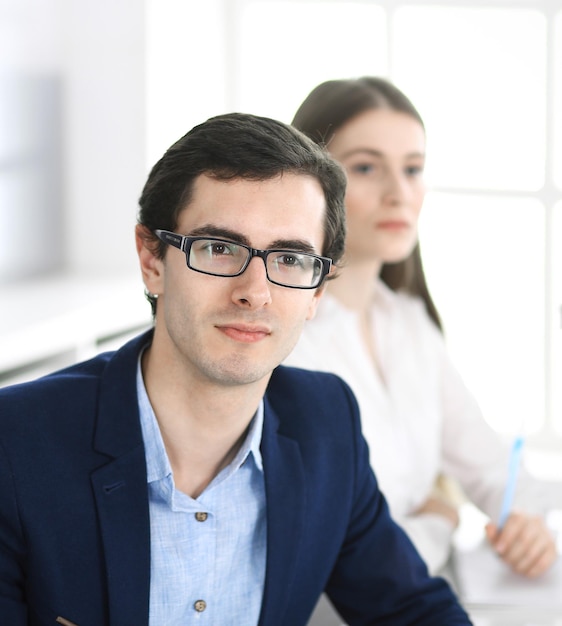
top-left (497, 435), bottom-right (525, 529)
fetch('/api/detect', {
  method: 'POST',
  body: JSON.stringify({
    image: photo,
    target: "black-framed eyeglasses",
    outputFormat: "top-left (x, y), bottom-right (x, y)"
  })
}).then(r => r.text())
top-left (155, 229), bottom-right (332, 289)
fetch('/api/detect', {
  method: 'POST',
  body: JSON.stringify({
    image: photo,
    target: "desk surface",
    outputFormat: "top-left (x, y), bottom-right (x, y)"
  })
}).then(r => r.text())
top-left (0, 272), bottom-right (151, 385)
top-left (307, 533), bottom-right (562, 626)
top-left (448, 504), bottom-right (562, 625)
top-left (308, 595), bottom-right (562, 626)
top-left (468, 605), bottom-right (562, 626)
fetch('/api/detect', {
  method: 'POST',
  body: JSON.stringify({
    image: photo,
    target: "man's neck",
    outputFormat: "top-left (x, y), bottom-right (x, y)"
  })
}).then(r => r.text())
top-left (141, 344), bottom-right (268, 499)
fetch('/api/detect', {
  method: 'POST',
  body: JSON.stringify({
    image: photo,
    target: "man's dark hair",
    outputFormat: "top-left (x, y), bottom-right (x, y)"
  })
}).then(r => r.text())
top-left (138, 111), bottom-right (346, 270)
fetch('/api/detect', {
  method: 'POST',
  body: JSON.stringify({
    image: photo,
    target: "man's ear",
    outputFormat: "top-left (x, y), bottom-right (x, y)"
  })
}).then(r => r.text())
top-left (135, 224), bottom-right (164, 296)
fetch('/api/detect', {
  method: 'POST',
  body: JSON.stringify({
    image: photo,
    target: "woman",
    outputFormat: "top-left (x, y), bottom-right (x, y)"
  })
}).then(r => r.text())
top-left (285, 77), bottom-right (557, 576)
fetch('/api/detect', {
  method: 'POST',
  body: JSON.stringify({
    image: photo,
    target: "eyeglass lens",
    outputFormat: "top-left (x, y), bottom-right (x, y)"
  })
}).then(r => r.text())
top-left (189, 239), bottom-right (322, 287)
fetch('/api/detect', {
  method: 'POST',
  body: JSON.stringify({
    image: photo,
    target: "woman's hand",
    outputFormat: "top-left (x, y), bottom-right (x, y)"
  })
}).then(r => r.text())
top-left (415, 495), bottom-right (460, 528)
top-left (485, 511), bottom-right (558, 577)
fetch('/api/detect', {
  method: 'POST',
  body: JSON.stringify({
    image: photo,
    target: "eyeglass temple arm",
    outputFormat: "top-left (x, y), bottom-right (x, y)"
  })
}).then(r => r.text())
top-left (155, 229), bottom-right (185, 251)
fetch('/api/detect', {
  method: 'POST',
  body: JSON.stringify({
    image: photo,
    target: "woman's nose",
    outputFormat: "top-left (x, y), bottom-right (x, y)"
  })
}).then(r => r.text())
top-left (382, 170), bottom-right (409, 204)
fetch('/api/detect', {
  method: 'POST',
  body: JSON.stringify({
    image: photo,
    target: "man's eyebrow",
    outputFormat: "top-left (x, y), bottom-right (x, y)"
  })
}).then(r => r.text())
top-left (269, 239), bottom-right (317, 254)
top-left (188, 225), bottom-right (251, 246)
top-left (187, 225), bottom-right (318, 254)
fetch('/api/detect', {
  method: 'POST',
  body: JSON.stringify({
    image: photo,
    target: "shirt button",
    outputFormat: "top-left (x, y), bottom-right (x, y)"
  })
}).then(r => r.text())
top-left (194, 512), bottom-right (208, 522)
top-left (194, 599), bottom-right (207, 612)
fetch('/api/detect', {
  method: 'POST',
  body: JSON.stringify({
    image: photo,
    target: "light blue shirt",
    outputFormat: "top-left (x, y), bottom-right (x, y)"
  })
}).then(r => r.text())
top-left (136, 360), bottom-right (267, 625)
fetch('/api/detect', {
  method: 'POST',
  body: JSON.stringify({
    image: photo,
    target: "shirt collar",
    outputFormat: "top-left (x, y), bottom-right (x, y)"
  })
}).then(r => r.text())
top-left (372, 277), bottom-right (399, 308)
top-left (136, 355), bottom-right (264, 484)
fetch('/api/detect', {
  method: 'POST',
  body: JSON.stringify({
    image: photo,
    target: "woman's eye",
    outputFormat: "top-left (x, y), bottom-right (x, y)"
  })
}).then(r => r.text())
top-left (350, 163), bottom-right (375, 175)
top-left (405, 165), bottom-right (424, 177)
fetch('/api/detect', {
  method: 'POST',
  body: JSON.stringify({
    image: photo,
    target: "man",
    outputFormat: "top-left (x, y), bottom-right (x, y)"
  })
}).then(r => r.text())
top-left (0, 113), bottom-right (471, 625)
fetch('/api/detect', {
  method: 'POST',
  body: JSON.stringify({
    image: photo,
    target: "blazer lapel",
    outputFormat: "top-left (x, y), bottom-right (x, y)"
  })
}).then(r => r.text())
top-left (258, 399), bottom-right (306, 626)
top-left (91, 450), bottom-right (150, 625)
top-left (91, 332), bottom-right (152, 625)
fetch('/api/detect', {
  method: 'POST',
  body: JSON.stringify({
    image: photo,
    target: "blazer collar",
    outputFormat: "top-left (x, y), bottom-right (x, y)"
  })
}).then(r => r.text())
top-left (93, 329), bottom-right (153, 458)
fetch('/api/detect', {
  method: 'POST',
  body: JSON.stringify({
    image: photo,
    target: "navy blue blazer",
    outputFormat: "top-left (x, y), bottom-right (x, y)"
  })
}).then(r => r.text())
top-left (0, 330), bottom-right (470, 625)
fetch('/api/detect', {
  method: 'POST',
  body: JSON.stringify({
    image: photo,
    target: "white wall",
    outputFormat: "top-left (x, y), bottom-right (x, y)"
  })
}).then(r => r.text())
top-left (61, 0), bottom-right (147, 276)
top-left (0, 0), bottom-right (147, 282)
top-left (1, 1), bottom-right (561, 447)
top-left (0, 0), bottom-right (152, 384)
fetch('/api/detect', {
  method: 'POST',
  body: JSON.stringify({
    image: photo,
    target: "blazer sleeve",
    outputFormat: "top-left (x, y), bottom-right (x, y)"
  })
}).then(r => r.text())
top-left (0, 437), bottom-right (28, 624)
top-left (398, 513), bottom-right (456, 575)
top-left (323, 378), bottom-right (470, 625)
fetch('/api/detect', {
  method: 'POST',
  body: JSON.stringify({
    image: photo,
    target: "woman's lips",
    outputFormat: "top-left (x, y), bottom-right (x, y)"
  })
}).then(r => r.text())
top-left (376, 220), bottom-right (410, 230)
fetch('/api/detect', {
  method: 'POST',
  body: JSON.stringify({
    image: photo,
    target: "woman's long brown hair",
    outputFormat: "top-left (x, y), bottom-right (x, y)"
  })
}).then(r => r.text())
top-left (292, 76), bottom-right (442, 331)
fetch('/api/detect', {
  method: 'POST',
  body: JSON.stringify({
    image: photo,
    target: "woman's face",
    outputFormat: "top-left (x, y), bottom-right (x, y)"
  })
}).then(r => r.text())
top-left (327, 108), bottom-right (426, 266)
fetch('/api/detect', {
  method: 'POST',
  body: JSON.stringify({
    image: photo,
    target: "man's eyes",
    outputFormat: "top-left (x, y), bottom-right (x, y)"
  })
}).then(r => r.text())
top-left (199, 241), bottom-right (240, 256)
top-left (271, 252), bottom-right (309, 270)
top-left (278, 253), bottom-right (303, 267)
top-left (209, 242), bottom-right (233, 255)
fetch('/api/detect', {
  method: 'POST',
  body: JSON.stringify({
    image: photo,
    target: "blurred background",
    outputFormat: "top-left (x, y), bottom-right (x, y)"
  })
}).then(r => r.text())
top-left (0, 0), bottom-right (561, 470)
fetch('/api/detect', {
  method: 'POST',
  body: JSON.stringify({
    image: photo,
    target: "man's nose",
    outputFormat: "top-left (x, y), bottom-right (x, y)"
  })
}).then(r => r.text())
top-left (230, 256), bottom-right (273, 308)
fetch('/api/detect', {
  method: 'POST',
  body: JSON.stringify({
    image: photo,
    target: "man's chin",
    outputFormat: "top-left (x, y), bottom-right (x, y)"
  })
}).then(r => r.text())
top-left (201, 357), bottom-right (274, 388)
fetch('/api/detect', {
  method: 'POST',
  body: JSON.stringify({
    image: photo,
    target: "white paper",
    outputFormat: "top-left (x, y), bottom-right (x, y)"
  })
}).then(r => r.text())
top-left (453, 541), bottom-right (562, 609)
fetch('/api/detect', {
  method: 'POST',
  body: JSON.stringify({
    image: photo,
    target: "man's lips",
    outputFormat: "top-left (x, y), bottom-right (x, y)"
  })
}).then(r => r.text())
top-left (216, 323), bottom-right (271, 343)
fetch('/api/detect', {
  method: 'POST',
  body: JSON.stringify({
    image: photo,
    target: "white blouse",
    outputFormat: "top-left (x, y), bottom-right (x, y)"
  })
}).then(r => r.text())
top-left (284, 280), bottom-right (555, 574)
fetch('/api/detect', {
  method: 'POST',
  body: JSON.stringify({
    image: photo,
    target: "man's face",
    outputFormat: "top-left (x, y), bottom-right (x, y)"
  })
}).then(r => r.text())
top-left (141, 172), bottom-right (327, 388)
